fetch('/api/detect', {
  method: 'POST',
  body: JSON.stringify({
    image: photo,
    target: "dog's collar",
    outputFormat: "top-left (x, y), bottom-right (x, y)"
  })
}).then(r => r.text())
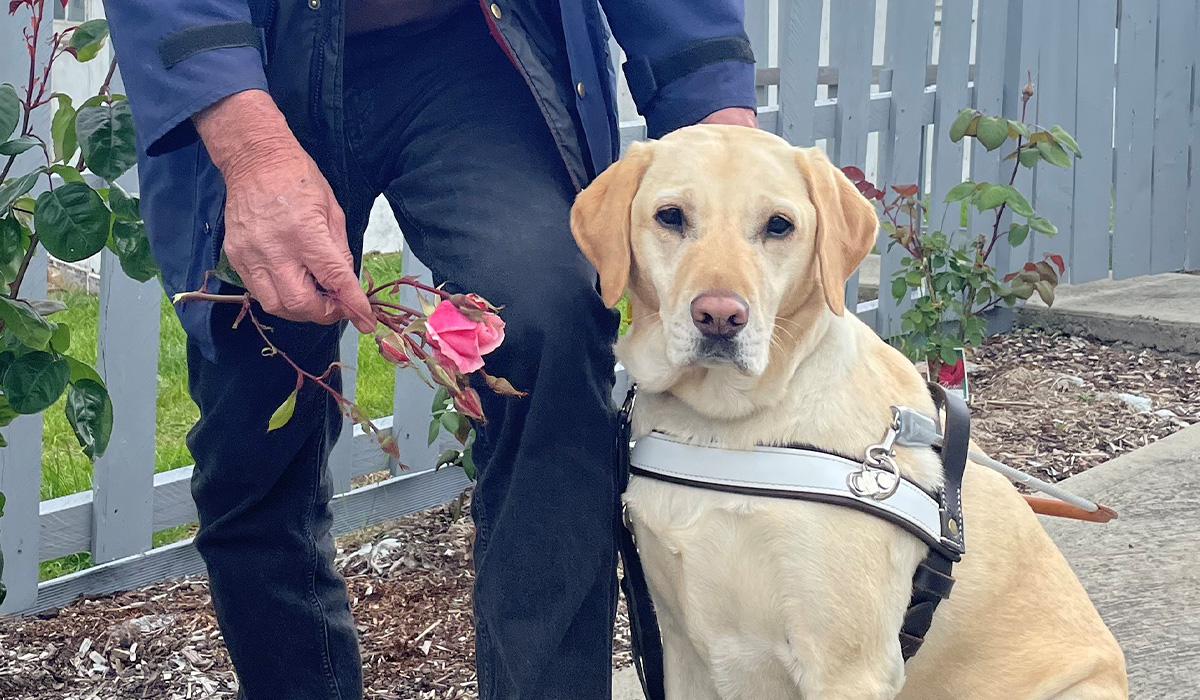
top-left (630, 433), bottom-right (961, 557)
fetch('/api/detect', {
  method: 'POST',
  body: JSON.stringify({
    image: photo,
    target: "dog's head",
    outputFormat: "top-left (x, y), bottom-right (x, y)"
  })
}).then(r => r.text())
top-left (571, 125), bottom-right (876, 384)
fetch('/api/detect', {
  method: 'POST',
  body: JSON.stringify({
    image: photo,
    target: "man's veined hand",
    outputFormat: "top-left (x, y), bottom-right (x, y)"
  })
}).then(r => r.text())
top-left (194, 89), bottom-right (376, 333)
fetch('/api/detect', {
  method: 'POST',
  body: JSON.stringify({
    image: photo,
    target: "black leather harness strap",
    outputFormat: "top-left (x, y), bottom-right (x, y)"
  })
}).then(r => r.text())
top-left (616, 385), bottom-right (667, 700)
top-left (897, 382), bottom-right (970, 660)
top-left (616, 381), bottom-right (971, 691)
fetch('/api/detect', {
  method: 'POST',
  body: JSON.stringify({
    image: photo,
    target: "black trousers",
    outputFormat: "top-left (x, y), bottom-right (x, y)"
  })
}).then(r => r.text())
top-left (186, 9), bottom-right (621, 699)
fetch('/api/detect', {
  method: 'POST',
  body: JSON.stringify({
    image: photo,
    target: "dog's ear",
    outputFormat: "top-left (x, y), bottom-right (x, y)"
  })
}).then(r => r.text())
top-left (795, 147), bottom-right (878, 316)
top-left (571, 141), bottom-right (654, 307)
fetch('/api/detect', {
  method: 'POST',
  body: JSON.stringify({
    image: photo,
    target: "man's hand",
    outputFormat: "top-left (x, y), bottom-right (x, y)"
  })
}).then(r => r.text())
top-left (194, 90), bottom-right (376, 333)
top-left (700, 107), bottom-right (758, 128)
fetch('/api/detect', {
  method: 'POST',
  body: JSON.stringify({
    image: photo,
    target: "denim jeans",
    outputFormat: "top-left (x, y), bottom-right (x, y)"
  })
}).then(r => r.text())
top-left (186, 8), bottom-right (621, 700)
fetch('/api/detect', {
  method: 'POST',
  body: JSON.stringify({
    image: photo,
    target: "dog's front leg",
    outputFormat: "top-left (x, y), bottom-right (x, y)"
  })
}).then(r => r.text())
top-left (792, 647), bottom-right (906, 700)
top-left (660, 617), bottom-right (724, 700)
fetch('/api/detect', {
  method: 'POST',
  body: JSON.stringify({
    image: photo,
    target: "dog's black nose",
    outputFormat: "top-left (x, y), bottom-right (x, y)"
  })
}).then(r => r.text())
top-left (690, 292), bottom-right (749, 339)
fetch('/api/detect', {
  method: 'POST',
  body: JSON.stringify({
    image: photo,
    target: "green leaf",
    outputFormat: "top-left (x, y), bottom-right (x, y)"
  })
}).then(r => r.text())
top-left (34, 181), bottom-right (111, 262)
top-left (1006, 120), bottom-right (1030, 139)
top-left (109, 219), bottom-right (158, 282)
top-left (904, 270), bottom-right (923, 286)
top-left (65, 378), bottom-right (112, 459)
top-left (0, 84), bottom-right (19, 142)
top-left (976, 116), bottom-right (1009, 151)
top-left (440, 410), bottom-right (460, 435)
top-left (68, 19), bottom-right (110, 63)
top-left (461, 444), bottom-right (477, 480)
top-left (75, 99), bottom-right (137, 181)
top-left (891, 276), bottom-right (908, 302)
top-left (427, 418), bottom-right (441, 446)
top-left (0, 136), bottom-right (39, 156)
top-left (944, 181), bottom-right (976, 203)
top-left (1029, 216), bottom-right (1058, 236)
top-left (940, 344), bottom-right (961, 366)
top-left (48, 163), bottom-right (84, 184)
top-left (0, 216), bottom-right (26, 284)
top-left (0, 168), bottom-right (45, 212)
top-left (51, 95), bottom-right (78, 163)
top-left (0, 297), bottom-right (56, 349)
top-left (1018, 147), bottom-right (1041, 168)
top-left (50, 322), bottom-right (71, 353)
top-left (1049, 125), bottom-right (1081, 157)
top-left (1004, 188), bottom-right (1033, 217)
top-left (1007, 223), bottom-right (1030, 247)
top-left (975, 184), bottom-right (1008, 211)
top-left (949, 109), bottom-right (978, 142)
top-left (1036, 140), bottom-right (1072, 168)
top-left (64, 354), bottom-right (104, 385)
top-left (1, 351), bottom-right (70, 414)
top-left (1034, 279), bottom-right (1055, 306)
top-left (107, 183), bottom-right (140, 221)
top-left (268, 388), bottom-right (298, 431)
top-left (212, 248), bottom-right (245, 288)
top-left (0, 393), bottom-right (18, 427)
top-left (0, 488), bottom-right (5, 516)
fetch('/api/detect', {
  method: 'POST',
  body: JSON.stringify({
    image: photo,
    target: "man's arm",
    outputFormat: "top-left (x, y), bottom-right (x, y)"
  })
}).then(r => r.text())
top-left (106, 1), bottom-right (374, 330)
top-left (600, 0), bottom-right (758, 136)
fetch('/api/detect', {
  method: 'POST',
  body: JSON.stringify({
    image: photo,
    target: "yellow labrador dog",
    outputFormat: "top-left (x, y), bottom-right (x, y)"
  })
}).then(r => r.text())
top-left (571, 125), bottom-right (1127, 700)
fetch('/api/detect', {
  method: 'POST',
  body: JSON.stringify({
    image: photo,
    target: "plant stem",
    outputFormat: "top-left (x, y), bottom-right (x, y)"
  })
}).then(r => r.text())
top-left (8, 234), bottom-right (40, 297)
top-left (981, 97), bottom-right (1031, 264)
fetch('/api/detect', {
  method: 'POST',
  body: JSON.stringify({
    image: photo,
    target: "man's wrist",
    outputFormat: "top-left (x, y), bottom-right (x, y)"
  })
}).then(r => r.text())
top-left (194, 89), bottom-right (298, 180)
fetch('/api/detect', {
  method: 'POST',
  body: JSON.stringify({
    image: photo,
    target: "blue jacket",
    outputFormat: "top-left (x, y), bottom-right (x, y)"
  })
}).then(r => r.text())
top-left (105, 0), bottom-right (756, 359)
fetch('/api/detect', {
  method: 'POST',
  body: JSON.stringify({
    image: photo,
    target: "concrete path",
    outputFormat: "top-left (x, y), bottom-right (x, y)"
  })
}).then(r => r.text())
top-left (613, 423), bottom-right (1200, 699)
top-left (1017, 272), bottom-right (1200, 354)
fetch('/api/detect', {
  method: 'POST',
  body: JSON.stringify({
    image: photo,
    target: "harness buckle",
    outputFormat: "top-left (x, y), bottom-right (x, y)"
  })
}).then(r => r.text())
top-left (848, 412), bottom-right (903, 500)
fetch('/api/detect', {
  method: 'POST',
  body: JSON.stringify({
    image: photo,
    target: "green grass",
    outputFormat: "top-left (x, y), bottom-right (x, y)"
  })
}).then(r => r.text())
top-left (36, 252), bottom-right (405, 580)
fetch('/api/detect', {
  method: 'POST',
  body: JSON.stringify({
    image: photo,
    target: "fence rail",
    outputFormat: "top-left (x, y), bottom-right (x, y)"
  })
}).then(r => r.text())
top-left (3, 0), bottom-right (1199, 615)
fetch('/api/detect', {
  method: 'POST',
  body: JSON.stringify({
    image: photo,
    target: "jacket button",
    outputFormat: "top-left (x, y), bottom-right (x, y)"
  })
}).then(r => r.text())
top-left (308, 0), bottom-right (320, 8)
top-left (489, 3), bottom-right (502, 19)
top-left (576, 81), bottom-right (586, 98)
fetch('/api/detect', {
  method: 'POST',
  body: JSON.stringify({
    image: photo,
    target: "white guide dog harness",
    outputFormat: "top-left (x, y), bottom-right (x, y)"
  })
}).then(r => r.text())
top-left (616, 383), bottom-right (970, 700)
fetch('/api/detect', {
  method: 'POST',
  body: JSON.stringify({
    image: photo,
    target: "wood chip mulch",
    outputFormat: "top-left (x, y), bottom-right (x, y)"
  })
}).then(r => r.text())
top-left (2, 329), bottom-right (1196, 699)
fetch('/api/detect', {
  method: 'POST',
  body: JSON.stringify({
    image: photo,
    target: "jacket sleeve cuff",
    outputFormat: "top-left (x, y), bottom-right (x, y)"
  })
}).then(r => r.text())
top-left (129, 45), bottom-right (268, 157)
top-left (642, 61), bottom-right (757, 138)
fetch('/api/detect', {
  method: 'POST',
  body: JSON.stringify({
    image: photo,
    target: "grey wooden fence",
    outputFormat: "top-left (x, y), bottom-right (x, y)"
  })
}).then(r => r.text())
top-left (3, 0), bottom-right (1199, 616)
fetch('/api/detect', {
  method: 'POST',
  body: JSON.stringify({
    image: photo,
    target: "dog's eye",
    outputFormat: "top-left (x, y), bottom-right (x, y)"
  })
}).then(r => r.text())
top-left (765, 215), bottom-right (794, 238)
top-left (655, 206), bottom-right (685, 231)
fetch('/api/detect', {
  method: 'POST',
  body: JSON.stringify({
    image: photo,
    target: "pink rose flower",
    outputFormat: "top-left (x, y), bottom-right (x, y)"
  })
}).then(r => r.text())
top-left (425, 298), bottom-right (505, 374)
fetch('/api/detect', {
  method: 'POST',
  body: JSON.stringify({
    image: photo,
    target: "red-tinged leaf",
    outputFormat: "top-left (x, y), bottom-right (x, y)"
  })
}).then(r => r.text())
top-left (892, 184), bottom-right (919, 197)
top-left (841, 165), bottom-right (865, 182)
top-left (1047, 253), bottom-right (1066, 274)
top-left (854, 180), bottom-right (871, 194)
top-left (483, 372), bottom-right (527, 397)
top-left (9, 0), bottom-right (28, 14)
top-left (1023, 262), bottom-right (1039, 272)
top-left (1003, 270), bottom-right (1021, 282)
top-left (861, 186), bottom-right (881, 201)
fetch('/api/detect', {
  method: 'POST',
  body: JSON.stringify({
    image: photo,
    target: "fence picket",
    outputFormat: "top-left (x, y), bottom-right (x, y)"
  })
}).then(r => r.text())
top-left (91, 249), bottom-right (161, 564)
top-left (0, 7), bottom-right (52, 613)
top-left (1070, 0), bottom-right (1117, 284)
top-left (875, 0), bottom-right (936, 337)
top-left (928, 0), bottom-right (974, 237)
top-left (1112, 0), bottom-right (1158, 279)
top-left (1190, 4), bottom-right (1200, 270)
top-left (1149, 0), bottom-right (1193, 274)
top-left (0, 251), bottom-right (47, 614)
top-left (1007, 0), bottom-right (1041, 268)
top-left (746, 0), bottom-right (772, 107)
top-left (776, 0), bottom-right (822, 146)
top-left (971, 0), bottom-right (1014, 282)
top-left (329, 323), bottom-right (359, 494)
top-left (828, 0), bottom-right (875, 308)
top-left (1030, 0), bottom-right (1078, 271)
